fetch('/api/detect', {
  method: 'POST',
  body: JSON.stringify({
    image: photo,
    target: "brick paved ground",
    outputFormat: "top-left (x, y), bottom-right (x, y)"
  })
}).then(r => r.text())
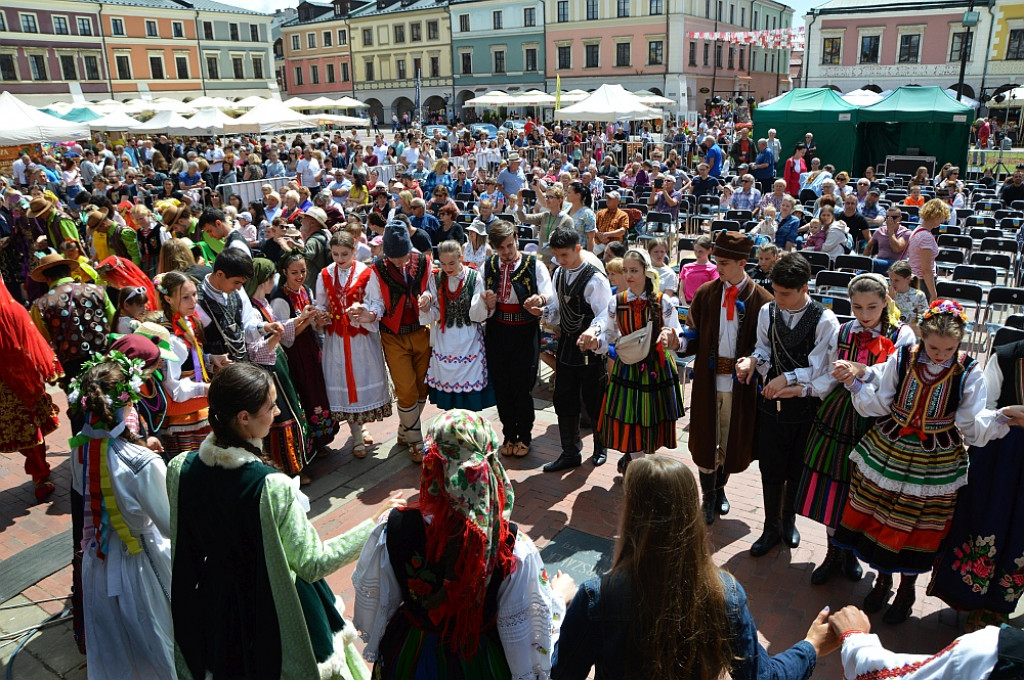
top-left (0, 378), bottom-right (982, 678)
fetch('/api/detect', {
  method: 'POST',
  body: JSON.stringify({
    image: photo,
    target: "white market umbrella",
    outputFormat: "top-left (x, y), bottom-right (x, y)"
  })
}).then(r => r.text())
top-left (186, 95), bottom-right (234, 110)
top-left (231, 95), bottom-right (268, 109)
top-left (132, 109), bottom-right (194, 134)
top-left (89, 109), bottom-right (143, 132)
top-left (515, 89), bottom-right (556, 105)
top-left (231, 98), bottom-right (318, 133)
top-left (150, 97), bottom-right (195, 114)
top-left (182, 107), bottom-right (237, 135)
top-left (317, 113), bottom-right (370, 127)
top-left (558, 89), bottom-right (591, 103)
top-left (841, 88), bottom-right (884, 106)
top-left (988, 86), bottom-right (1024, 108)
top-left (554, 84), bottom-right (662, 122)
top-left (632, 90), bottom-right (676, 107)
top-left (283, 96), bottom-right (311, 110)
top-left (334, 96), bottom-right (369, 109)
top-left (303, 96), bottom-right (341, 109)
top-left (0, 91), bottom-right (90, 145)
top-left (465, 90), bottom-right (513, 106)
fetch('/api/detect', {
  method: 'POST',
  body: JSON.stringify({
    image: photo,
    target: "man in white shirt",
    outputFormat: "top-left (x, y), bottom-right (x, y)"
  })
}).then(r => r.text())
top-left (205, 140), bottom-right (225, 179)
top-left (372, 135), bottom-right (389, 165)
top-left (327, 169), bottom-right (351, 206)
top-left (401, 138), bottom-right (421, 166)
top-left (296, 147), bottom-right (322, 189)
top-left (12, 152), bottom-right (29, 188)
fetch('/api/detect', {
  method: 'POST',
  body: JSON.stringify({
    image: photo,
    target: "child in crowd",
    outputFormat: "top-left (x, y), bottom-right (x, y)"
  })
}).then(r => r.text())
top-left (888, 261), bottom-right (928, 336)
top-left (679, 235), bottom-right (719, 304)
top-left (746, 243), bottom-right (778, 295)
top-left (797, 274), bottom-right (915, 586)
top-left (314, 232), bottom-right (392, 459)
top-left (112, 286), bottom-right (149, 335)
top-left (645, 237), bottom-right (679, 305)
top-left (803, 218), bottom-right (825, 251)
top-left (749, 206), bottom-right (777, 246)
top-left (418, 240), bottom-right (495, 411)
top-left (832, 300), bottom-right (1021, 624)
top-left (582, 248), bottom-right (683, 473)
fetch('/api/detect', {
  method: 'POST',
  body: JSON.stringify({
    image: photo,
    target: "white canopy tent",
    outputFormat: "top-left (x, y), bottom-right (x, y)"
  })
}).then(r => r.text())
top-left (0, 91), bottom-right (90, 145)
top-left (316, 113), bottom-right (369, 128)
top-left (554, 84), bottom-right (662, 122)
top-left (632, 90), bottom-right (676, 107)
top-left (283, 97), bottom-right (311, 110)
top-left (132, 109), bottom-right (194, 134)
top-left (89, 110), bottom-right (143, 132)
top-left (301, 96), bottom-right (341, 109)
top-left (515, 89), bottom-right (556, 105)
top-left (181, 107), bottom-right (240, 135)
top-left (186, 96), bottom-right (234, 110)
top-left (558, 89), bottom-right (591, 103)
top-left (988, 86), bottom-right (1024, 108)
top-left (230, 98), bottom-right (319, 133)
top-left (232, 95), bottom-right (268, 110)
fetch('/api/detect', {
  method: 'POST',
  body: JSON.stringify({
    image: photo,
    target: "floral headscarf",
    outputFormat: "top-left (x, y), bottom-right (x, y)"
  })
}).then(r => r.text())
top-left (418, 409), bottom-right (517, 655)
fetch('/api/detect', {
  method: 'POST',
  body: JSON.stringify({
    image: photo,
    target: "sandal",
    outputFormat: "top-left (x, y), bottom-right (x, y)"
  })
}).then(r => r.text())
top-left (409, 443), bottom-right (425, 464)
top-left (34, 481), bottom-right (55, 502)
top-left (512, 442), bottom-right (530, 458)
top-left (499, 441), bottom-right (515, 457)
top-left (352, 443), bottom-right (368, 459)
top-left (362, 431), bottom-right (375, 446)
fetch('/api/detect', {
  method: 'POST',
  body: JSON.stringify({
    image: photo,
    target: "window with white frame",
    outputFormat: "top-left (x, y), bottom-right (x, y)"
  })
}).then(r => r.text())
top-left (524, 46), bottom-right (537, 71)
top-left (77, 18), bottom-right (92, 35)
top-left (326, 62), bottom-right (335, 82)
top-left (396, 58), bottom-right (407, 79)
top-left (173, 21), bottom-right (184, 38)
top-left (821, 36), bottom-right (841, 64)
top-left (28, 54), bottom-right (46, 79)
top-left (949, 31), bottom-right (972, 61)
top-left (394, 24), bottom-right (404, 42)
top-left (253, 56), bottom-right (264, 79)
top-left (0, 54), bottom-right (16, 80)
top-left (493, 49), bottom-right (505, 73)
top-left (60, 54), bottom-right (77, 79)
top-left (146, 20), bottom-right (158, 37)
top-left (557, 1), bottom-right (569, 23)
top-left (338, 29), bottom-right (347, 45)
top-left (459, 50), bottom-right (472, 74)
top-left (250, 24), bottom-right (259, 41)
top-left (207, 55), bottom-right (219, 79)
top-left (230, 23), bottom-right (239, 40)
top-left (362, 28), bottom-right (372, 45)
top-left (293, 65), bottom-right (302, 85)
top-left (557, 44), bottom-right (571, 69)
top-left (307, 33), bottom-right (316, 48)
top-left (203, 21), bottom-right (213, 39)
top-left (427, 20), bottom-right (438, 39)
top-left (175, 55), bottom-right (189, 78)
top-left (364, 60), bottom-right (374, 81)
top-left (310, 63), bottom-right (319, 84)
top-left (898, 32), bottom-right (921, 63)
top-left (54, 16), bottom-right (69, 35)
top-left (493, 10), bottom-right (503, 30)
top-left (20, 14), bottom-right (38, 33)
top-left (291, 34), bottom-right (300, 51)
top-left (524, 7), bottom-right (536, 27)
top-left (111, 17), bottom-right (125, 35)
top-left (1009, 29), bottom-right (1024, 60)
top-left (115, 53), bottom-right (132, 79)
top-left (859, 33), bottom-right (880, 63)
top-left (341, 62), bottom-right (349, 81)
top-left (323, 30), bottom-right (332, 47)
top-left (586, 0), bottom-right (598, 20)
top-left (584, 43), bottom-right (599, 68)
top-left (616, 42), bottom-right (631, 66)
top-left (231, 56), bottom-right (242, 78)
top-left (411, 22), bottom-right (421, 40)
top-left (459, 14), bottom-right (469, 32)
top-left (0, 14), bottom-right (6, 31)
top-left (150, 55), bottom-right (165, 79)
top-left (84, 55), bottom-right (100, 79)
top-left (617, 0), bottom-right (630, 18)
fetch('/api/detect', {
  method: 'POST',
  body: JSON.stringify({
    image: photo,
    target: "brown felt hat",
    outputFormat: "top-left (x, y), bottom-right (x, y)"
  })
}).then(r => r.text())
top-left (30, 253), bottom-right (80, 282)
top-left (26, 196), bottom-right (54, 219)
top-left (713, 230), bottom-right (753, 261)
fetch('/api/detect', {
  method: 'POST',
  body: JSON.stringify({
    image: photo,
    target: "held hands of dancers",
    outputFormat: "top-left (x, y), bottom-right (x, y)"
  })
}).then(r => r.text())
top-left (577, 328), bottom-right (601, 352)
top-left (828, 605), bottom-right (871, 640)
top-left (735, 356), bottom-right (756, 384)
top-left (347, 302), bottom-right (375, 324)
top-left (803, 606), bottom-right (842, 658)
top-left (658, 327), bottom-right (680, 351)
top-left (481, 289), bottom-right (497, 311)
top-left (523, 294), bottom-right (545, 316)
top-left (761, 374), bottom-right (793, 399)
top-left (1000, 405), bottom-right (1024, 428)
top-left (832, 360), bottom-right (866, 386)
top-left (417, 292), bottom-right (432, 312)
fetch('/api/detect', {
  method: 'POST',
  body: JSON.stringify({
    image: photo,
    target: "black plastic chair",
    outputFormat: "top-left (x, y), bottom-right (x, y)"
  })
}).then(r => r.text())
top-left (834, 254), bottom-right (874, 273)
top-left (813, 270), bottom-right (854, 296)
top-left (810, 293), bottom-right (851, 315)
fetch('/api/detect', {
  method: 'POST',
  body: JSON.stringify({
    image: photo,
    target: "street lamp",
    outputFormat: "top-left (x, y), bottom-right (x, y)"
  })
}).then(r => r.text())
top-left (955, 4), bottom-right (979, 102)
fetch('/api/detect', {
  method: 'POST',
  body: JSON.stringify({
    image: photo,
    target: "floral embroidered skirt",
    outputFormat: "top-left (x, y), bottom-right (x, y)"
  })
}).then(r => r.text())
top-left (928, 428), bottom-right (1024, 614)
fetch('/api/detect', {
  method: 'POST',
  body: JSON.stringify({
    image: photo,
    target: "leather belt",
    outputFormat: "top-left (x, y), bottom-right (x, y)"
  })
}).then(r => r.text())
top-left (715, 357), bottom-right (736, 375)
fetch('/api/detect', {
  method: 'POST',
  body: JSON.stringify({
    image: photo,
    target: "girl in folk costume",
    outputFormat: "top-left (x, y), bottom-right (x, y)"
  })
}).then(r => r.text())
top-left (580, 248), bottom-right (683, 474)
top-left (67, 352), bottom-right (175, 679)
top-left (930, 338), bottom-right (1024, 630)
top-left (796, 273), bottom-right (916, 586)
top-left (0, 273), bottom-right (63, 502)
top-left (418, 240), bottom-right (496, 411)
top-left (244, 258), bottom-right (313, 480)
top-left (156, 272), bottom-right (212, 458)
top-left (314, 232), bottom-right (392, 459)
top-left (271, 250), bottom-right (341, 456)
top-left (169, 363), bottom-right (384, 680)
top-left (833, 300), bottom-right (1024, 625)
top-left (353, 410), bottom-right (572, 679)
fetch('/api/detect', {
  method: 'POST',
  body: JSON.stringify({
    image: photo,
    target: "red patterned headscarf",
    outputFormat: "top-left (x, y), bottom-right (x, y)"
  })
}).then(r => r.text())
top-left (0, 274), bottom-right (63, 405)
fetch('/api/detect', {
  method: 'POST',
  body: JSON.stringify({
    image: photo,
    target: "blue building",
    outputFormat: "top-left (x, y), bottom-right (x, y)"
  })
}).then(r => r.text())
top-left (450, 0), bottom-right (545, 118)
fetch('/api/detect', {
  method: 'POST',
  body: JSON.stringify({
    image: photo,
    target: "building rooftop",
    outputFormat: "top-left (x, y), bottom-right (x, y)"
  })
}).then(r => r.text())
top-left (807, 0), bottom-right (983, 14)
top-left (348, 0), bottom-right (447, 20)
top-left (76, 0), bottom-right (269, 16)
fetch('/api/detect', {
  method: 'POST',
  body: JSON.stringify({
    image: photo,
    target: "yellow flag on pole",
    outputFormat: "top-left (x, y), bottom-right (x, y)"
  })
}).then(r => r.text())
top-left (555, 74), bottom-right (561, 110)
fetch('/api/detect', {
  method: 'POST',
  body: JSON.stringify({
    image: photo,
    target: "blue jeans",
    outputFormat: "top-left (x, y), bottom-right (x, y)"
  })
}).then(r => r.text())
top-left (872, 257), bottom-right (895, 274)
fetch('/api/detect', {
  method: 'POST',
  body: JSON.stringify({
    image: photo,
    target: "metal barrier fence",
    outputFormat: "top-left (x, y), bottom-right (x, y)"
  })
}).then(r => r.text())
top-left (218, 177), bottom-right (291, 206)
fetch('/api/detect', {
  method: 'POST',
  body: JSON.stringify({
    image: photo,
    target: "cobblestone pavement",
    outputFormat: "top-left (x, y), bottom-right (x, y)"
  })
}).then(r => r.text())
top-left (1, 379), bottom-right (979, 678)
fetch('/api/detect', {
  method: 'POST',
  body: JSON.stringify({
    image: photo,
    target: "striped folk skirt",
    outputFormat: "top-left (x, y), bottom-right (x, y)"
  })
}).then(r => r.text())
top-left (833, 418), bottom-right (968, 575)
top-left (373, 612), bottom-right (511, 680)
top-left (796, 385), bottom-right (875, 530)
top-left (161, 420), bottom-right (212, 460)
top-left (597, 350), bottom-right (682, 455)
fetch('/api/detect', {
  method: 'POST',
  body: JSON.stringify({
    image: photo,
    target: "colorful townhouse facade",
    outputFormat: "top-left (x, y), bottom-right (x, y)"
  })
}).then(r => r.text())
top-left (803, 0), bottom-right (1020, 101)
top-left (0, 0), bottom-right (273, 105)
top-left (279, 0), bottom-right (356, 97)
top-left (449, 0), bottom-right (546, 111)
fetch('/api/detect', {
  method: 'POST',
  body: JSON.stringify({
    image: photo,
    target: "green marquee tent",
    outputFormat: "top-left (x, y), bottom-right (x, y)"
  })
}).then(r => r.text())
top-left (752, 88), bottom-right (859, 177)
top-left (855, 86), bottom-right (973, 173)
top-left (39, 106), bottom-right (103, 123)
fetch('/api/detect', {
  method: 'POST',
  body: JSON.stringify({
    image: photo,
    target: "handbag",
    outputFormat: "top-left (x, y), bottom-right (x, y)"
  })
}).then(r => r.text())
top-left (615, 321), bottom-right (653, 365)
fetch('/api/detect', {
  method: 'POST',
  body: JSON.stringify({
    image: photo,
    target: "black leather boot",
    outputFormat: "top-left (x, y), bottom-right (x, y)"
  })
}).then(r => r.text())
top-left (842, 548), bottom-right (864, 581)
top-left (699, 471), bottom-right (717, 525)
top-left (781, 481), bottom-right (801, 549)
top-left (810, 541), bottom-right (842, 585)
top-left (751, 483), bottom-right (784, 557)
top-left (883, 575), bottom-right (917, 625)
top-left (591, 435), bottom-right (607, 466)
top-left (545, 416), bottom-right (582, 473)
top-left (715, 469), bottom-right (731, 516)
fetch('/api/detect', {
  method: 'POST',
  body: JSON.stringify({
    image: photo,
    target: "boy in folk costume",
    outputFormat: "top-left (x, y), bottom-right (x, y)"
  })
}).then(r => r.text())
top-left (542, 227), bottom-right (613, 473)
top-left (353, 220), bottom-right (432, 462)
top-left (481, 221), bottom-right (553, 459)
top-left (736, 252), bottom-right (840, 557)
top-left (683, 231), bottom-right (774, 525)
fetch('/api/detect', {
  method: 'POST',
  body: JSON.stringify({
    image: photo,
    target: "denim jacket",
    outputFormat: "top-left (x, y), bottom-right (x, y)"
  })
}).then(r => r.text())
top-left (551, 570), bottom-right (817, 680)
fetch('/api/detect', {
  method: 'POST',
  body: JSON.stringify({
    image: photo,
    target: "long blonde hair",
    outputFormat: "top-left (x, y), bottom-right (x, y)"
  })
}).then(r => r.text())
top-left (612, 456), bottom-right (733, 680)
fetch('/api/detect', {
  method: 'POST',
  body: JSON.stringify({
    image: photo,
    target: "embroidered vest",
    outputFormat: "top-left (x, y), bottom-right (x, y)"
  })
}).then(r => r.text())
top-left (107, 222), bottom-right (132, 260)
top-left (436, 268), bottom-right (476, 330)
top-left (161, 323), bottom-right (209, 422)
top-left (836, 321), bottom-right (902, 364)
top-left (484, 254), bottom-right (539, 325)
top-left (373, 252), bottom-right (429, 335)
top-left (555, 263), bottom-right (599, 367)
top-left (321, 264), bottom-right (372, 338)
top-left (881, 347), bottom-right (974, 450)
top-left (765, 300), bottom-right (823, 381)
top-left (198, 287), bottom-right (246, 362)
top-left (137, 227), bottom-right (163, 276)
top-left (995, 342), bottom-right (1024, 409)
top-left (34, 280), bottom-right (109, 371)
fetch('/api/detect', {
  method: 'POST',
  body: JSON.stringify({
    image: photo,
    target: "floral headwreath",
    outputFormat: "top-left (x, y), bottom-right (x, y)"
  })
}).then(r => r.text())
top-left (922, 299), bottom-right (968, 324)
top-left (67, 349), bottom-right (147, 416)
